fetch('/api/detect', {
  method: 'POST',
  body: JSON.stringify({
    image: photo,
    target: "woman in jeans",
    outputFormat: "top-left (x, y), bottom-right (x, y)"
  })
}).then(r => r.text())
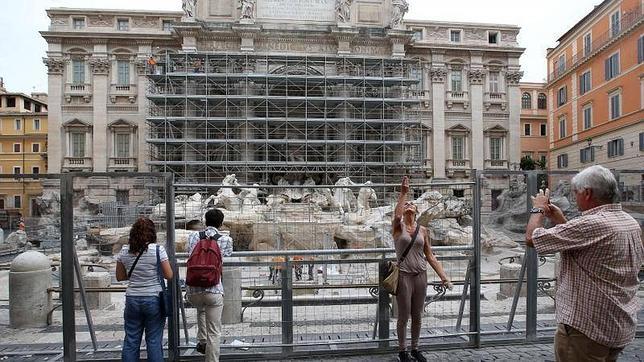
top-left (116, 218), bottom-right (173, 362)
top-left (393, 177), bottom-right (453, 362)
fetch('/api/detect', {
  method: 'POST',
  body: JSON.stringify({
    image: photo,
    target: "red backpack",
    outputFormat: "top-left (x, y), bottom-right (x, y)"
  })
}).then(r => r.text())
top-left (186, 231), bottom-right (223, 287)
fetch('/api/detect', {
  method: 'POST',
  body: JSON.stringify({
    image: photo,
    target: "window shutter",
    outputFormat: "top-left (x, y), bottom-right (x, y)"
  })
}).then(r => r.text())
top-left (639, 37), bottom-right (643, 63)
top-left (580, 149), bottom-right (584, 163)
top-left (605, 58), bottom-right (610, 80)
top-left (619, 139), bottom-right (624, 156)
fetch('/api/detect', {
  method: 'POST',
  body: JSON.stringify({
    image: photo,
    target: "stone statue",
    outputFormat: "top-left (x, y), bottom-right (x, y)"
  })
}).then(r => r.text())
top-left (357, 181), bottom-right (377, 214)
top-left (336, 0), bottom-right (352, 24)
top-left (182, 0), bottom-right (197, 19)
top-left (390, 0), bottom-right (409, 28)
top-left (239, 0), bottom-right (256, 20)
top-left (333, 177), bottom-right (357, 214)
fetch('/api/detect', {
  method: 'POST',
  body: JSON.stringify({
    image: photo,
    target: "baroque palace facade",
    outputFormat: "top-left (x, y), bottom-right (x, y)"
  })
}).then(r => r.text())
top-left (41, 0), bottom-right (524, 191)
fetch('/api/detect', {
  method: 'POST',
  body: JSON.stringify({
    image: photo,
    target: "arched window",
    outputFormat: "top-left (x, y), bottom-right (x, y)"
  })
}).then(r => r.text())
top-left (521, 92), bottom-right (532, 109)
top-left (538, 93), bottom-right (547, 109)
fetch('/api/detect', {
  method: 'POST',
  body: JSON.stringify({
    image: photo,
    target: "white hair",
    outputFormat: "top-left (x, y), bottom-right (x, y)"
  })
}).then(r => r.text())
top-left (571, 165), bottom-right (619, 203)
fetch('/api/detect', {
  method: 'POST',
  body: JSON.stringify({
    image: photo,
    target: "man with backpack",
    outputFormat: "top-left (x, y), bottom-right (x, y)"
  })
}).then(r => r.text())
top-left (186, 209), bottom-right (233, 362)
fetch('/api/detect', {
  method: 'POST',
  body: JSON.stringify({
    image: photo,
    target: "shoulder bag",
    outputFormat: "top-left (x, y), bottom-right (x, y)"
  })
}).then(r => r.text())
top-left (380, 224), bottom-right (421, 295)
top-left (156, 244), bottom-right (173, 318)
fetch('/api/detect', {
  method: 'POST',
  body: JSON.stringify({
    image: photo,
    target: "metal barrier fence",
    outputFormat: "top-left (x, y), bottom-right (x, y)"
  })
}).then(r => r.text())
top-left (0, 169), bottom-right (642, 361)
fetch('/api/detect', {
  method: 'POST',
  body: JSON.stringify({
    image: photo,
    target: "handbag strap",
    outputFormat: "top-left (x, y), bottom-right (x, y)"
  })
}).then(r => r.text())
top-left (399, 223), bottom-right (421, 263)
top-left (156, 244), bottom-right (167, 292)
top-left (127, 246), bottom-right (147, 279)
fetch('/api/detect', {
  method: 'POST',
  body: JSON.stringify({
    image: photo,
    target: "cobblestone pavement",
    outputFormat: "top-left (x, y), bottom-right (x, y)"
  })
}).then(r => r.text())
top-left (285, 337), bottom-right (644, 361)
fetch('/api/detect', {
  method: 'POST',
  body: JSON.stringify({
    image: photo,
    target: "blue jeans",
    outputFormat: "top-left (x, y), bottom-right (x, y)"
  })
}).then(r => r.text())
top-left (122, 295), bottom-right (165, 362)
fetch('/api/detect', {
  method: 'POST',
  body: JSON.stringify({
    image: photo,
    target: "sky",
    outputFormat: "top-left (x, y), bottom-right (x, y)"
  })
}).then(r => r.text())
top-left (0, 0), bottom-right (601, 94)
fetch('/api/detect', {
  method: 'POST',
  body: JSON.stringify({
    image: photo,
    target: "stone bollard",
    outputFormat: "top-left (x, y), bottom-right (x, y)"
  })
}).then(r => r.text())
top-left (222, 267), bottom-right (242, 324)
top-left (83, 272), bottom-right (112, 310)
top-left (9, 251), bottom-right (52, 328)
top-left (497, 262), bottom-right (526, 300)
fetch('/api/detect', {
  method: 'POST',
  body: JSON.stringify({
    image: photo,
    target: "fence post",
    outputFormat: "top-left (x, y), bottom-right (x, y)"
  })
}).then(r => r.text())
top-left (281, 256), bottom-right (293, 354)
top-left (61, 173), bottom-right (76, 362)
top-left (470, 170), bottom-right (481, 347)
top-left (165, 174), bottom-right (180, 361)
top-left (525, 171), bottom-right (539, 341)
top-left (377, 255), bottom-right (390, 349)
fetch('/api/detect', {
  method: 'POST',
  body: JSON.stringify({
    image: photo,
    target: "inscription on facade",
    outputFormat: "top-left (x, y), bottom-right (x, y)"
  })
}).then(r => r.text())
top-left (257, 0), bottom-right (335, 22)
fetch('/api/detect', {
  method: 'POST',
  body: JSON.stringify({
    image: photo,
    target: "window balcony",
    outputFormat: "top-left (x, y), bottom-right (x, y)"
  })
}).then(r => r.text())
top-left (109, 157), bottom-right (138, 170)
top-left (485, 159), bottom-right (509, 169)
top-left (110, 84), bottom-right (137, 103)
top-left (484, 92), bottom-right (507, 110)
top-left (63, 157), bottom-right (92, 170)
top-left (446, 159), bottom-right (471, 177)
top-left (446, 90), bottom-right (469, 109)
top-left (64, 83), bottom-right (92, 103)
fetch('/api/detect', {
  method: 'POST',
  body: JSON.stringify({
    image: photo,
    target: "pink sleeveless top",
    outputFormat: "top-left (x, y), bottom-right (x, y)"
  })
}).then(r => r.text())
top-left (394, 218), bottom-right (427, 274)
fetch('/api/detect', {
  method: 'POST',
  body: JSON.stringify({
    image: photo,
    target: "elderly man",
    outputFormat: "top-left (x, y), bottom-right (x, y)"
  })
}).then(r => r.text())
top-left (526, 165), bottom-right (643, 362)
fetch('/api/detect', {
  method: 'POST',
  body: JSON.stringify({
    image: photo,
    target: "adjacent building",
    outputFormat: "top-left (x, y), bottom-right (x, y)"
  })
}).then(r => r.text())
top-left (519, 82), bottom-right (549, 166)
top-left (41, 1), bottom-right (525, 193)
top-left (0, 79), bottom-right (48, 216)
top-left (546, 0), bottom-right (642, 175)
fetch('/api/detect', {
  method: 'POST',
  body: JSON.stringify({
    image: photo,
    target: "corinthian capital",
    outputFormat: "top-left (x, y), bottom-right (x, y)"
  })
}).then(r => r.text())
top-left (430, 67), bottom-right (447, 83)
top-left (89, 57), bottom-right (110, 75)
top-left (505, 71), bottom-right (524, 86)
top-left (43, 57), bottom-right (65, 74)
top-left (468, 69), bottom-right (485, 85)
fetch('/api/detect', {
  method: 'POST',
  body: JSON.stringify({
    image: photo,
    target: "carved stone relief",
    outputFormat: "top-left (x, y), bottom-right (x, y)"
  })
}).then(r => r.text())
top-left (505, 71), bottom-right (523, 86)
top-left (89, 57), bottom-right (110, 74)
top-left (336, 0), bottom-right (352, 24)
top-left (133, 17), bottom-right (159, 28)
top-left (43, 58), bottom-right (65, 74)
top-left (51, 17), bottom-right (68, 25)
top-left (468, 69), bottom-right (485, 85)
top-left (430, 67), bottom-right (447, 83)
top-left (88, 15), bottom-right (112, 27)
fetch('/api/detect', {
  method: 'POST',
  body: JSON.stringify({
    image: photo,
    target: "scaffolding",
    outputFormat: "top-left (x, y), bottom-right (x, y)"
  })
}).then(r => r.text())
top-left (146, 53), bottom-right (425, 185)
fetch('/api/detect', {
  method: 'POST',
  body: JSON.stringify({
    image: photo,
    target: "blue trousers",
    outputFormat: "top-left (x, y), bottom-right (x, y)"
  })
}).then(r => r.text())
top-left (122, 295), bottom-right (165, 362)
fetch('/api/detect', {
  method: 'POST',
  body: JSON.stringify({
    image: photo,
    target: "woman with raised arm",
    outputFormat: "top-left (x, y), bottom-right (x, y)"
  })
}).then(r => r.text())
top-left (392, 176), bottom-right (452, 362)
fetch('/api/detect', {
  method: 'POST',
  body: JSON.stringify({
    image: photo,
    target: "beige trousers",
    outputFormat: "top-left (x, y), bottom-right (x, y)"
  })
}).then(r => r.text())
top-left (555, 324), bottom-right (624, 362)
top-left (188, 293), bottom-right (224, 362)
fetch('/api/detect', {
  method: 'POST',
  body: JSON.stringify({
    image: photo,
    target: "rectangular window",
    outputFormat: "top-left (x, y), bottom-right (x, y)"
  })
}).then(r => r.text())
top-left (607, 138), bottom-right (624, 158)
top-left (611, 11), bottom-right (620, 37)
top-left (583, 105), bottom-right (592, 130)
top-left (639, 35), bottom-right (644, 64)
top-left (450, 30), bottom-right (462, 42)
top-left (32, 166), bottom-right (40, 175)
top-left (412, 29), bottom-right (423, 41)
top-left (605, 53), bottom-right (620, 80)
top-left (557, 54), bottom-right (566, 75)
top-left (580, 147), bottom-right (595, 163)
top-left (451, 72), bottom-right (462, 92)
top-left (579, 71), bottom-right (591, 95)
top-left (557, 86), bottom-right (567, 106)
top-left (73, 18), bottom-right (85, 29)
top-left (557, 154), bottom-right (568, 169)
top-left (6, 97), bottom-right (16, 107)
top-left (0, 198), bottom-right (4, 209)
top-left (35, 104), bottom-right (41, 113)
top-left (452, 136), bottom-right (464, 160)
top-left (71, 132), bottom-right (86, 158)
top-left (490, 137), bottom-right (502, 160)
top-left (162, 20), bottom-right (173, 31)
top-left (32, 143), bottom-right (40, 153)
top-left (117, 19), bottom-right (129, 31)
top-left (609, 92), bottom-right (621, 120)
top-left (640, 132), bottom-right (644, 151)
top-left (559, 117), bottom-right (566, 139)
top-left (13, 166), bottom-right (21, 175)
top-left (583, 33), bottom-right (592, 56)
top-left (540, 123), bottom-right (547, 136)
top-left (488, 31), bottom-right (498, 44)
top-left (72, 60), bottom-right (85, 84)
top-left (117, 60), bottom-right (130, 85)
top-left (489, 72), bottom-right (499, 93)
top-left (13, 143), bottom-right (21, 153)
top-left (539, 154), bottom-right (547, 165)
top-left (524, 124), bottom-right (531, 136)
top-left (15, 119), bottom-right (21, 130)
top-left (23, 100), bottom-right (31, 111)
top-left (14, 196), bottom-right (21, 209)
top-left (116, 133), bottom-right (130, 158)
top-left (33, 119), bottom-right (40, 131)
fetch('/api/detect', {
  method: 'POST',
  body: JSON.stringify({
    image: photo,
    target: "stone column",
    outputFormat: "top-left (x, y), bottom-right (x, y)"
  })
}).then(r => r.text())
top-left (136, 42), bottom-right (153, 172)
top-left (506, 71), bottom-right (523, 169)
top-left (44, 57), bottom-right (65, 173)
top-left (469, 68), bottom-right (485, 171)
top-left (10, 251), bottom-right (52, 328)
top-left (430, 66), bottom-right (447, 179)
top-left (222, 267), bottom-right (242, 324)
top-left (90, 56), bottom-right (111, 172)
